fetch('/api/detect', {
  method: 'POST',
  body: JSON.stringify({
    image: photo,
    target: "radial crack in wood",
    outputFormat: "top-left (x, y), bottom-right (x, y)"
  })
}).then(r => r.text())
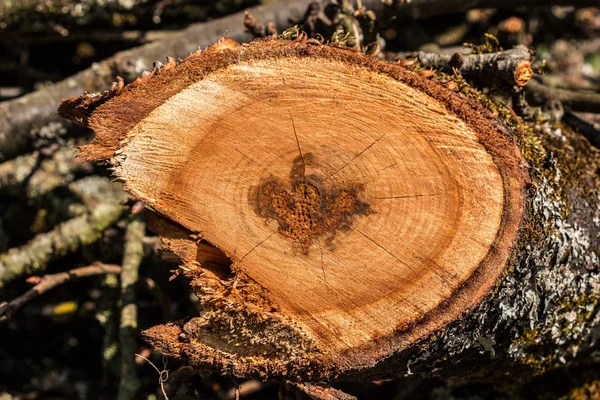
top-left (59, 38), bottom-right (525, 381)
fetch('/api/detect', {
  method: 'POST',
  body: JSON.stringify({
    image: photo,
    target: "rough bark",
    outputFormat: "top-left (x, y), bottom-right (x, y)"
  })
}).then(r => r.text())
top-left (58, 37), bottom-right (600, 389)
top-left (375, 119), bottom-right (600, 384)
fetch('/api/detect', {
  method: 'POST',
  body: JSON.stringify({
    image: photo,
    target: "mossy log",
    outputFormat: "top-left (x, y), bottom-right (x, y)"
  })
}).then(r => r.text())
top-left (59, 38), bottom-right (600, 388)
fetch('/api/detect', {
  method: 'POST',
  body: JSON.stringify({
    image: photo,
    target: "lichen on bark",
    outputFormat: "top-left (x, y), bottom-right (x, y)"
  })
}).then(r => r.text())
top-left (397, 120), bottom-right (600, 382)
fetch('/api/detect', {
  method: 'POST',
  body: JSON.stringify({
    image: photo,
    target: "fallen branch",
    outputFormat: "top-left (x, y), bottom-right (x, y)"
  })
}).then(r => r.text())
top-left (6, 0), bottom-right (581, 159)
top-left (527, 78), bottom-right (600, 114)
top-left (563, 112), bottom-right (600, 149)
top-left (0, 0), bottom-right (223, 36)
top-left (411, 44), bottom-right (534, 86)
top-left (394, 0), bottom-right (600, 19)
top-left (0, 263), bottom-right (121, 319)
top-left (99, 269), bottom-right (121, 384)
top-left (0, 0), bottom-right (311, 161)
top-left (0, 143), bottom-right (92, 198)
top-left (117, 215), bottom-right (146, 400)
top-left (3, 29), bottom-right (184, 45)
top-left (0, 176), bottom-right (128, 287)
top-left (0, 152), bottom-right (38, 194)
top-left (291, 382), bottom-right (357, 400)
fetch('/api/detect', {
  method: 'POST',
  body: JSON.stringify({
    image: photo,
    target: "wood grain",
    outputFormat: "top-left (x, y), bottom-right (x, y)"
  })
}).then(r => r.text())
top-left (61, 39), bottom-right (525, 379)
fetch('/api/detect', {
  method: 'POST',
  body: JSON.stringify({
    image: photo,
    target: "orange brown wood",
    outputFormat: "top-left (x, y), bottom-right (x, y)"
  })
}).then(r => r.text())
top-left (60, 38), bottom-right (526, 380)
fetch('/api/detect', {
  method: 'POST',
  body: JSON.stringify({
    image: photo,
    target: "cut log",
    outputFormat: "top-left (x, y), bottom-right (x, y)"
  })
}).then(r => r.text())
top-left (59, 38), bottom-right (600, 384)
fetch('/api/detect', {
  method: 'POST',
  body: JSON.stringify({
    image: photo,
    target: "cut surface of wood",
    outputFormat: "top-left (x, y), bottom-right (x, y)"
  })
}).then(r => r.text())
top-left (60, 38), bottom-right (525, 380)
top-left (115, 56), bottom-right (507, 349)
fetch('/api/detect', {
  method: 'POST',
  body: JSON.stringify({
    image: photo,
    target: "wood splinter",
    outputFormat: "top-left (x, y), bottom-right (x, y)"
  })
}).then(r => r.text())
top-left (59, 37), bottom-right (528, 382)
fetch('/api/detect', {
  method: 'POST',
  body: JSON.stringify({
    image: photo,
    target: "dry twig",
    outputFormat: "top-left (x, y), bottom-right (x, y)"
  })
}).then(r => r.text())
top-left (117, 215), bottom-right (146, 400)
top-left (394, 0), bottom-right (600, 19)
top-left (0, 263), bottom-right (121, 319)
top-left (527, 78), bottom-right (600, 114)
top-left (135, 353), bottom-right (169, 400)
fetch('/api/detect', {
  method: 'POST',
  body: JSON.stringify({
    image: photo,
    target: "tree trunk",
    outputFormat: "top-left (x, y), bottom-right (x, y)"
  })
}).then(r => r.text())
top-left (59, 38), bottom-right (600, 386)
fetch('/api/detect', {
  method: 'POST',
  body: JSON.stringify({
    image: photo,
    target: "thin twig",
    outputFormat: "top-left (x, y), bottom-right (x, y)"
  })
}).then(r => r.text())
top-left (527, 78), bottom-right (600, 114)
top-left (394, 0), bottom-right (600, 19)
top-left (117, 215), bottom-right (146, 400)
top-left (0, 263), bottom-right (121, 319)
top-left (135, 354), bottom-right (169, 400)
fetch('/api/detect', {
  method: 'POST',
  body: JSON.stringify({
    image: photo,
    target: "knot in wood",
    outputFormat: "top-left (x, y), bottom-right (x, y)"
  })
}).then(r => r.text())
top-left (252, 154), bottom-right (372, 253)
